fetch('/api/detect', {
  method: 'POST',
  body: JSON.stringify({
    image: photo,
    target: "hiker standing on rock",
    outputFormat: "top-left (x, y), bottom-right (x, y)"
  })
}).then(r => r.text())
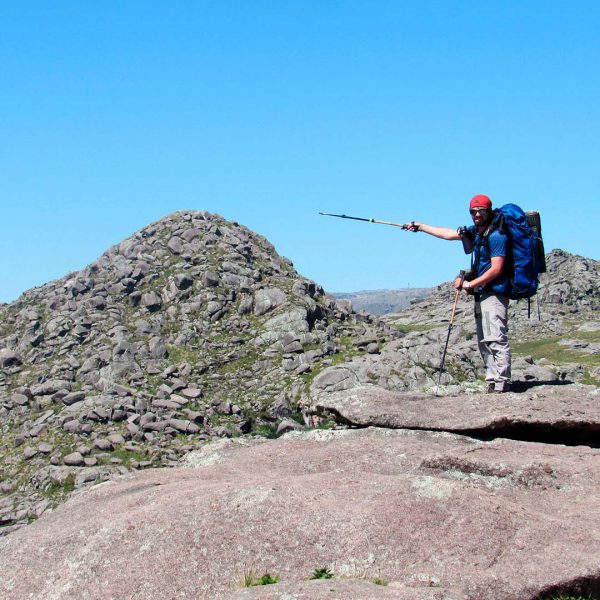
top-left (405, 194), bottom-right (511, 393)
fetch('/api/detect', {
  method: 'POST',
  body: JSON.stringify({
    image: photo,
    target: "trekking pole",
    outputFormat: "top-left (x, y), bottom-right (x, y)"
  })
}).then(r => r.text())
top-left (437, 270), bottom-right (466, 390)
top-left (319, 212), bottom-right (414, 230)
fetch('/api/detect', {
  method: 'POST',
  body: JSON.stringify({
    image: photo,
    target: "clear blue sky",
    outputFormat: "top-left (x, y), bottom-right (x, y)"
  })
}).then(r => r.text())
top-left (1, 1), bottom-right (599, 303)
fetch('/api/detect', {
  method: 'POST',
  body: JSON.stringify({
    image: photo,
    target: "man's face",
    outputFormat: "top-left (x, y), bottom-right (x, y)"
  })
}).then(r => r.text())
top-left (470, 206), bottom-right (492, 228)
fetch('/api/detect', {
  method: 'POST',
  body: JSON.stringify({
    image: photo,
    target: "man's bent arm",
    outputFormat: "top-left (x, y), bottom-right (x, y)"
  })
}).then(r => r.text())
top-left (469, 256), bottom-right (505, 288)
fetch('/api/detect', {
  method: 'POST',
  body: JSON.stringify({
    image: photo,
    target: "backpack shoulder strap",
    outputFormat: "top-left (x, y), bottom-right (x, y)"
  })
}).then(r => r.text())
top-left (472, 210), bottom-right (505, 275)
top-left (485, 210), bottom-right (504, 238)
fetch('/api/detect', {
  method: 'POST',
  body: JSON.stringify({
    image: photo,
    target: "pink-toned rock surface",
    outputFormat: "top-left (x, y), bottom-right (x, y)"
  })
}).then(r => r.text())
top-left (1, 428), bottom-right (599, 600)
top-left (313, 384), bottom-right (600, 444)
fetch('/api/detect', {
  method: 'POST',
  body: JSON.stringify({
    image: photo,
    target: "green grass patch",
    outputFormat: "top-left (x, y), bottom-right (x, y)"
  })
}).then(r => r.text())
top-left (310, 568), bottom-right (334, 580)
top-left (512, 337), bottom-right (600, 367)
top-left (255, 573), bottom-right (279, 586)
top-left (314, 419), bottom-right (337, 430)
top-left (300, 364), bottom-right (325, 385)
top-left (581, 371), bottom-right (600, 387)
top-left (251, 423), bottom-right (279, 439)
top-left (301, 342), bottom-right (323, 352)
top-left (164, 345), bottom-right (200, 365)
top-left (239, 568), bottom-right (280, 587)
top-left (328, 335), bottom-right (363, 365)
top-left (389, 322), bottom-right (437, 333)
top-left (444, 365), bottom-right (470, 384)
top-left (574, 330), bottom-right (600, 343)
top-left (39, 473), bottom-right (76, 500)
top-left (217, 350), bottom-right (260, 374)
top-left (289, 411), bottom-right (305, 426)
top-left (297, 336), bottom-right (362, 388)
top-left (330, 352), bottom-right (353, 366)
top-left (107, 448), bottom-right (147, 467)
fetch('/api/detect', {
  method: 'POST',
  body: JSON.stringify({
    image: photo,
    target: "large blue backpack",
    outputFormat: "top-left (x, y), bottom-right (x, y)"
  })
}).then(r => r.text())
top-left (479, 203), bottom-right (546, 300)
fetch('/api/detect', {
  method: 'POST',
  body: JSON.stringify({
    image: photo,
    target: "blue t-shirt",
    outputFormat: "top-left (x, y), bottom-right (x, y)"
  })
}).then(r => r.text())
top-left (467, 226), bottom-right (511, 295)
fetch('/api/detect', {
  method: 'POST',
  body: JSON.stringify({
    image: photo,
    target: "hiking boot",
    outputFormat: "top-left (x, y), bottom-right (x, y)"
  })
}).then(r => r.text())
top-left (487, 383), bottom-right (511, 393)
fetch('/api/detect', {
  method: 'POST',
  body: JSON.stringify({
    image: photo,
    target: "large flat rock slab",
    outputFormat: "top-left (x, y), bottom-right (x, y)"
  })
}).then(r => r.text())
top-left (313, 384), bottom-right (600, 445)
top-left (1, 428), bottom-right (600, 599)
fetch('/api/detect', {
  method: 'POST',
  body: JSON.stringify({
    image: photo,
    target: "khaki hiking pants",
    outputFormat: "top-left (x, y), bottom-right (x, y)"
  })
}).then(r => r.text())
top-left (475, 292), bottom-right (511, 391)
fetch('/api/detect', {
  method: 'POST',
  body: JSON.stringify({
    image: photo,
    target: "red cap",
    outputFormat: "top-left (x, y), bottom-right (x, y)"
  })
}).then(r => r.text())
top-left (469, 194), bottom-right (492, 210)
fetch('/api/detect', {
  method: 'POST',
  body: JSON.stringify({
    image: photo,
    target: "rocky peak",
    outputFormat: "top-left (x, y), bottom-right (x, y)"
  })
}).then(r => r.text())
top-left (0, 210), bottom-right (398, 532)
top-left (540, 248), bottom-right (600, 310)
top-left (0, 209), bottom-right (370, 391)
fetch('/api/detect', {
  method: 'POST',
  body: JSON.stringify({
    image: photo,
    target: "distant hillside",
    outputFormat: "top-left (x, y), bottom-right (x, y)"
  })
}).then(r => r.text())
top-left (333, 288), bottom-right (432, 315)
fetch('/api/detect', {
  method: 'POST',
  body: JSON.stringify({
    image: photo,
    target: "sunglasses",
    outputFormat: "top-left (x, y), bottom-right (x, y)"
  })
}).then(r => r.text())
top-left (470, 208), bottom-right (490, 216)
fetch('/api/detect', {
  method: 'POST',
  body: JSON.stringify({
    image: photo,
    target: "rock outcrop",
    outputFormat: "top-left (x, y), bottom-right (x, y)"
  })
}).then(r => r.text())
top-left (312, 383), bottom-right (600, 446)
top-left (310, 250), bottom-right (600, 396)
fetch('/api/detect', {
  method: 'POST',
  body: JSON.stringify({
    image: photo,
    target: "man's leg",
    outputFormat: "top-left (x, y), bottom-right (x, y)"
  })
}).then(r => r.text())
top-left (477, 293), bottom-right (511, 392)
top-left (475, 297), bottom-right (497, 389)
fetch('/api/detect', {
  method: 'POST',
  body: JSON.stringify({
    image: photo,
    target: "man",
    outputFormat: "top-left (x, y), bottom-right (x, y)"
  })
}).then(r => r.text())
top-left (406, 194), bottom-right (511, 393)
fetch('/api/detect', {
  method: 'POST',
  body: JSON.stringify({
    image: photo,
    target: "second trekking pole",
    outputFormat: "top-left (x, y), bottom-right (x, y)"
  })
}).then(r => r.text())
top-left (437, 270), bottom-right (466, 390)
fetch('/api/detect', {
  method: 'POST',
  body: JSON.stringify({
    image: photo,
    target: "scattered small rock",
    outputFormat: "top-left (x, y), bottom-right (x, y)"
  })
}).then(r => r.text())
top-left (63, 452), bottom-right (85, 467)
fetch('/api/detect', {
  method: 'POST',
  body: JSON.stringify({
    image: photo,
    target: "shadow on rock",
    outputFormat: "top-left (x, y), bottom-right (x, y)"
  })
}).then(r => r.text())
top-left (512, 379), bottom-right (575, 392)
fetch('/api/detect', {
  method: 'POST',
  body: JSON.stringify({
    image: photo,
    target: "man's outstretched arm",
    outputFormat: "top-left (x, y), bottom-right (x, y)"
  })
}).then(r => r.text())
top-left (405, 222), bottom-right (461, 241)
